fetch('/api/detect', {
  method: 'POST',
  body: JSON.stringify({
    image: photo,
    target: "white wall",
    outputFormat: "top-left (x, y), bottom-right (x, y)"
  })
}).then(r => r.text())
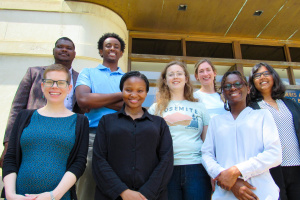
top-left (0, 0), bottom-right (129, 171)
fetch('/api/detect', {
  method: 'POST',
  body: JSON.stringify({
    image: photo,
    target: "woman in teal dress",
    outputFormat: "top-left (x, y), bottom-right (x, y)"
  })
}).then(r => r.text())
top-left (3, 64), bottom-right (89, 200)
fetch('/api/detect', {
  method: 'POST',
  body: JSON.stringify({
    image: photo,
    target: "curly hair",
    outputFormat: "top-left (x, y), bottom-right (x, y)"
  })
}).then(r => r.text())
top-left (154, 61), bottom-right (198, 116)
top-left (249, 62), bottom-right (286, 102)
top-left (194, 59), bottom-right (218, 92)
top-left (220, 71), bottom-right (250, 111)
top-left (97, 33), bottom-right (126, 52)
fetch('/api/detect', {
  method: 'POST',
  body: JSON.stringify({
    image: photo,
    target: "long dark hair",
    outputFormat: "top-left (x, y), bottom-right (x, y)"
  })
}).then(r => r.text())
top-left (249, 62), bottom-right (285, 101)
top-left (221, 71), bottom-right (250, 111)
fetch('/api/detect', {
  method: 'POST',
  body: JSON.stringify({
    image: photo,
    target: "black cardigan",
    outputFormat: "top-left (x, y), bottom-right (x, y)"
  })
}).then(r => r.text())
top-left (2, 109), bottom-right (89, 200)
top-left (250, 98), bottom-right (300, 144)
top-left (250, 98), bottom-right (300, 195)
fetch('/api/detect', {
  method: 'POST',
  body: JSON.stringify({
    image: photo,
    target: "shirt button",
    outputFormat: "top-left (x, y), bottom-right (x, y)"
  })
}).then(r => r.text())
top-left (132, 148), bottom-right (135, 152)
top-left (132, 167), bottom-right (135, 170)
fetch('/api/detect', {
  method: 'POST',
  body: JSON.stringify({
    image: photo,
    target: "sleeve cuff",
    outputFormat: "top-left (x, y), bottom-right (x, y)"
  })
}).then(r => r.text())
top-left (235, 163), bottom-right (252, 181)
top-left (139, 187), bottom-right (156, 200)
top-left (211, 166), bottom-right (226, 179)
top-left (111, 184), bottom-right (129, 200)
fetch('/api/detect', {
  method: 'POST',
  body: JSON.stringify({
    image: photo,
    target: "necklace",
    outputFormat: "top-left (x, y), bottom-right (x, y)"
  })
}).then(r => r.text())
top-left (171, 100), bottom-right (184, 109)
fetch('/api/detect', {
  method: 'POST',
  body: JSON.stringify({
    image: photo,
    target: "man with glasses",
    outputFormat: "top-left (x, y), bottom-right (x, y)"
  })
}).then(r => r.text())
top-left (75, 32), bottom-right (125, 200)
top-left (0, 37), bottom-right (80, 167)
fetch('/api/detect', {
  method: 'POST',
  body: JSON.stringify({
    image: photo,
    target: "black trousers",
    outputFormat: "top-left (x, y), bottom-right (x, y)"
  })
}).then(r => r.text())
top-left (271, 165), bottom-right (300, 200)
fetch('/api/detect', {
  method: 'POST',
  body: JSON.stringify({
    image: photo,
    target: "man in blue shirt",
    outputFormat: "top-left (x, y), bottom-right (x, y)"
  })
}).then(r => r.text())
top-left (75, 33), bottom-right (126, 200)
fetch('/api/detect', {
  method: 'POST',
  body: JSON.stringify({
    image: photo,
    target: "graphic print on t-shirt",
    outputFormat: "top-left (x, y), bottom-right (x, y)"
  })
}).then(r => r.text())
top-left (164, 112), bottom-right (198, 129)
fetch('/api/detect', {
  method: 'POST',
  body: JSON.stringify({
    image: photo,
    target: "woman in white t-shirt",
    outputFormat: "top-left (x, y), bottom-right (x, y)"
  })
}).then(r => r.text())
top-left (194, 59), bottom-right (227, 118)
top-left (149, 61), bottom-right (211, 200)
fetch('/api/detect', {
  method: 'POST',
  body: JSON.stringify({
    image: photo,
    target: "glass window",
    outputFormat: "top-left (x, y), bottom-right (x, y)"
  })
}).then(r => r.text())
top-left (186, 41), bottom-right (233, 58)
top-left (132, 38), bottom-right (182, 56)
top-left (289, 47), bottom-right (300, 62)
top-left (241, 44), bottom-right (285, 61)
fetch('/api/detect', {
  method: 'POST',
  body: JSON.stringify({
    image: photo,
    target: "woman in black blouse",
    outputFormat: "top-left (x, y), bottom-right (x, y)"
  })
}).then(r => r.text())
top-left (249, 62), bottom-right (300, 200)
top-left (92, 71), bottom-right (174, 200)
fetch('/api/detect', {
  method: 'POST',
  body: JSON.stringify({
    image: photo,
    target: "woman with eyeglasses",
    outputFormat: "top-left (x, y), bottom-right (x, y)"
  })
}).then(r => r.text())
top-left (202, 70), bottom-right (282, 200)
top-left (3, 64), bottom-right (89, 200)
top-left (194, 59), bottom-right (228, 118)
top-left (148, 61), bottom-right (211, 200)
top-left (249, 62), bottom-right (300, 200)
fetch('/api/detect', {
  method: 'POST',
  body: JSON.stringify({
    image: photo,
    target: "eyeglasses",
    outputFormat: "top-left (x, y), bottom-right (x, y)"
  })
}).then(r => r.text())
top-left (222, 82), bottom-right (244, 91)
top-left (253, 71), bottom-right (271, 80)
top-left (167, 71), bottom-right (185, 78)
top-left (42, 79), bottom-right (69, 88)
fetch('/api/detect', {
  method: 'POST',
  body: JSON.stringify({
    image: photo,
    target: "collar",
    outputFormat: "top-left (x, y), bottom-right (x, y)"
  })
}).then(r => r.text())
top-left (227, 106), bottom-right (253, 120)
top-left (96, 64), bottom-right (124, 74)
top-left (117, 104), bottom-right (153, 121)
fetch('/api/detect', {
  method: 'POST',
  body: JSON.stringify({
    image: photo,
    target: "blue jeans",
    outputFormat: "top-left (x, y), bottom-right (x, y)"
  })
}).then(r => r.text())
top-left (168, 164), bottom-right (212, 200)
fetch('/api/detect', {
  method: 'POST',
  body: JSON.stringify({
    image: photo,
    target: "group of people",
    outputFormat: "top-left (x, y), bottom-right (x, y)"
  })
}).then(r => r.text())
top-left (0, 32), bottom-right (299, 200)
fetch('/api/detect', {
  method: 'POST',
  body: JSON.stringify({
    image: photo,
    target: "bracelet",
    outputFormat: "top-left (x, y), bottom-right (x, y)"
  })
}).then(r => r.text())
top-left (50, 191), bottom-right (56, 200)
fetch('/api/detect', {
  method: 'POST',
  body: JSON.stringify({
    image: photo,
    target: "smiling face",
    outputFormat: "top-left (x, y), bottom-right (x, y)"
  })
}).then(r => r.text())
top-left (53, 39), bottom-right (76, 68)
top-left (222, 74), bottom-right (249, 107)
top-left (165, 64), bottom-right (187, 93)
top-left (195, 61), bottom-right (216, 86)
top-left (99, 37), bottom-right (123, 63)
top-left (122, 76), bottom-right (147, 110)
top-left (253, 65), bottom-right (274, 95)
top-left (41, 71), bottom-right (72, 104)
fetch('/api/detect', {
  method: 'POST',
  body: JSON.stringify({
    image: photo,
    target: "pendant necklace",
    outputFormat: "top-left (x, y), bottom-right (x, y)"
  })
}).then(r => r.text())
top-left (172, 100), bottom-right (184, 109)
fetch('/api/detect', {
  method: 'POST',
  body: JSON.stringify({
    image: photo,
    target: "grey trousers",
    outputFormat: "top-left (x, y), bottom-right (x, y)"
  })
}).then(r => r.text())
top-left (76, 133), bottom-right (96, 200)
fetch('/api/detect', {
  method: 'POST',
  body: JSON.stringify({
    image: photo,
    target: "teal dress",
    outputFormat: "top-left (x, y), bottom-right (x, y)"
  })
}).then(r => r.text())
top-left (16, 111), bottom-right (76, 200)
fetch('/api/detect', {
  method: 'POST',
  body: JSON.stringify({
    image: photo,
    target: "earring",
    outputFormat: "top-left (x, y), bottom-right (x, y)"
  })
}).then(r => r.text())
top-left (224, 100), bottom-right (230, 111)
top-left (42, 94), bottom-right (44, 98)
top-left (67, 94), bottom-right (69, 101)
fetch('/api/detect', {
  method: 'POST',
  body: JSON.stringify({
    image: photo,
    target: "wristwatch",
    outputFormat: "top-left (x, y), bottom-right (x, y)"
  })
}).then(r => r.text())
top-left (50, 191), bottom-right (56, 200)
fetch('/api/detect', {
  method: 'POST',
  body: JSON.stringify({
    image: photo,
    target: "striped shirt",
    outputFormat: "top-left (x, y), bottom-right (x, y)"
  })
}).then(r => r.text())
top-left (258, 99), bottom-right (300, 166)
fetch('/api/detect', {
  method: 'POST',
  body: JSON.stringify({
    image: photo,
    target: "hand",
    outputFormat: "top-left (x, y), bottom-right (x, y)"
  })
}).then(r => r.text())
top-left (214, 166), bottom-right (241, 191)
top-left (120, 189), bottom-right (147, 200)
top-left (0, 142), bottom-right (9, 168)
top-left (26, 192), bottom-right (50, 200)
top-left (231, 179), bottom-right (259, 200)
top-left (211, 178), bottom-right (216, 192)
top-left (6, 193), bottom-right (37, 200)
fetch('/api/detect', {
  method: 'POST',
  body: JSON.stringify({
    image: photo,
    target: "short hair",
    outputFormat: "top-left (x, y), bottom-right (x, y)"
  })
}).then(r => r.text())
top-left (220, 70), bottom-right (250, 111)
top-left (54, 37), bottom-right (75, 49)
top-left (194, 59), bottom-right (218, 92)
top-left (119, 71), bottom-right (149, 92)
top-left (249, 62), bottom-right (286, 101)
top-left (97, 33), bottom-right (125, 52)
top-left (43, 64), bottom-right (71, 83)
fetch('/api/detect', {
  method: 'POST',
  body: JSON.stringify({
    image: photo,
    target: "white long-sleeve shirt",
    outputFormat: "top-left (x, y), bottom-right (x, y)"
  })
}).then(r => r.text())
top-left (202, 107), bottom-right (282, 200)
